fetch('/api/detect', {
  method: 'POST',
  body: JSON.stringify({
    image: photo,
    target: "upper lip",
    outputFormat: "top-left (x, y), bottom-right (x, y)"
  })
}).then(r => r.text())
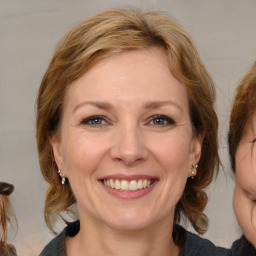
top-left (98, 174), bottom-right (159, 181)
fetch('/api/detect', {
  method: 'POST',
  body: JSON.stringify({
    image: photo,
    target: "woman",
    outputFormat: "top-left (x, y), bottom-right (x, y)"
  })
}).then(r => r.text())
top-left (37, 9), bottom-right (230, 256)
top-left (0, 182), bottom-right (17, 256)
top-left (228, 61), bottom-right (256, 255)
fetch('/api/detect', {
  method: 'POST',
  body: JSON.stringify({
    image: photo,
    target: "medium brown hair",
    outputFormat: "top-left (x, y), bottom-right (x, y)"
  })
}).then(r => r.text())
top-left (228, 61), bottom-right (256, 171)
top-left (0, 183), bottom-right (17, 255)
top-left (0, 196), bottom-right (11, 243)
top-left (36, 8), bottom-right (219, 235)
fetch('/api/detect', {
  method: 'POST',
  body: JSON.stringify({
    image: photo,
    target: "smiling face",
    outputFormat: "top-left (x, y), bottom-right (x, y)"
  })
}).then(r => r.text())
top-left (51, 47), bottom-right (202, 232)
top-left (233, 113), bottom-right (256, 247)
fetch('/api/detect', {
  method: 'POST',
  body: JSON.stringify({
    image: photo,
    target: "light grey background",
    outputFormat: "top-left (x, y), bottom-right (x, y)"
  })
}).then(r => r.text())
top-left (1, 1), bottom-right (256, 255)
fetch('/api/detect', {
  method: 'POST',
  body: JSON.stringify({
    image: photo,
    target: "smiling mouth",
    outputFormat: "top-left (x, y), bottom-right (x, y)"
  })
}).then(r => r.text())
top-left (101, 179), bottom-right (155, 192)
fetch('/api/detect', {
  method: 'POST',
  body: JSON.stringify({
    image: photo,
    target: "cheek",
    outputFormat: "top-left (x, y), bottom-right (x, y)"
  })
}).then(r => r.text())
top-left (236, 162), bottom-right (256, 195)
top-left (233, 185), bottom-right (256, 244)
top-left (236, 186), bottom-right (256, 242)
top-left (62, 134), bottom-right (108, 176)
top-left (234, 147), bottom-right (256, 243)
top-left (233, 186), bottom-right (249, 232)
top-left (236, 145), bottom-right (256, 190)
top-left (149, 135), bottom-right (192, 171)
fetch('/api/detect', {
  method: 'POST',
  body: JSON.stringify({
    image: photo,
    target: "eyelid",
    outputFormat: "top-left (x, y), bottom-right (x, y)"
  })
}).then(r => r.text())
top-left (147, 114), bottom-right (175, 126)
top-left (80, 115), bottom-right (109, 126)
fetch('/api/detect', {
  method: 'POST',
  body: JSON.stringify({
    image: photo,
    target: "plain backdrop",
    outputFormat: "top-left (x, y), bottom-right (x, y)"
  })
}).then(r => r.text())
top-left (1, 1), bottom-right (256, 255)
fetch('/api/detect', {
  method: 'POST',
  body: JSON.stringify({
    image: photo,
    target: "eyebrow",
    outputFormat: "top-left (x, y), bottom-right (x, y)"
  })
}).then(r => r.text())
top-left (143, 100), bottom-right (183, 112)
top-left (73, 100), bottom-right (183, 113)
top-left (73, 101), bottom-right (113, 113)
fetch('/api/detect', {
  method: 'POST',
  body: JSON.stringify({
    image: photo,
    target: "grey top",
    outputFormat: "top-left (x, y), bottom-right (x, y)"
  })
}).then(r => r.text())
top-left (40, 220), bottom-right (231, 256)
top-left (231, 235), bottom-right (256, 256)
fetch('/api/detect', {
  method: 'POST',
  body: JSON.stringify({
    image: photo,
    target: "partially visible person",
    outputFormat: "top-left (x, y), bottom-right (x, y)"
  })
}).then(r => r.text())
top-left (0, 182), bottom-right (17, 256)
top-left (228, 61), bottom-right (256, 255)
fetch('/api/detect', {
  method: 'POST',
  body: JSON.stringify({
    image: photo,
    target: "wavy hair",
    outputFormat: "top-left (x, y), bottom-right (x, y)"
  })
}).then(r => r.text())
top-left (36, 8), bottom-right (219, 236)
top-left (0, 183), bottom-right (17, 255)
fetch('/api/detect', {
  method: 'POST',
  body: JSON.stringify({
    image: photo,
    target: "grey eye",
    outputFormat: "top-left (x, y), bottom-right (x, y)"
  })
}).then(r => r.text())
top-left (149, 115), bottom-right (175, 126)
top-left (81, 115), bottom-right (107, 126)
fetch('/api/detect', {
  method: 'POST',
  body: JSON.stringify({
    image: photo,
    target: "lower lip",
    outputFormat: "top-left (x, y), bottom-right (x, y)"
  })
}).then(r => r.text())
top-left (101, 181), bottom-right (158, 200)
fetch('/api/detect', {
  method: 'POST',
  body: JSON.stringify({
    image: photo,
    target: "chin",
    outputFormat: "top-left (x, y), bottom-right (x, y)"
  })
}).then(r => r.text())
top-left (103, 210), bottom-right (155, 231)
top-left (107, 221), bottom-right (151, 232)
top-left (245, 231), bottom-right (256, 248)
top-left (238, 221), bottom-right (256, 248)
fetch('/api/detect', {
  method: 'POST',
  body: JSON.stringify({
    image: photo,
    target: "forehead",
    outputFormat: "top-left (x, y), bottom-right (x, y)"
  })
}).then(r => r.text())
top-left (64, 47), bottom-right (189, 109)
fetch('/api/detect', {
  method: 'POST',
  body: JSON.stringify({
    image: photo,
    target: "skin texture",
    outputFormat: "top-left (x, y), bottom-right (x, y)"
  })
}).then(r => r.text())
top-left (51, 47), bottom-right (202, 256)
top-left (233, 114), bottom-right (256, 248)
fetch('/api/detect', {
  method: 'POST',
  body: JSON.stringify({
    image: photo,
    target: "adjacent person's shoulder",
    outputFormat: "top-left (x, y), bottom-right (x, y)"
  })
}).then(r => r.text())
top-left (180, 227), bottom-right (231, 256)
top-left (39, 220), bottom-right (80, 256)
top-left (231, 235), bottom-right (256, 256)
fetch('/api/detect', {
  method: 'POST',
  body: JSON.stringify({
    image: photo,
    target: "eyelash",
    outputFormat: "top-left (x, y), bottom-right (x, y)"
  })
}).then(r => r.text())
top-left (148, 114), bottom-right (175, 127)
top-left (80, 114), bottom-right (175, 128)
top-left (81, 115), bottom-right (108, 126)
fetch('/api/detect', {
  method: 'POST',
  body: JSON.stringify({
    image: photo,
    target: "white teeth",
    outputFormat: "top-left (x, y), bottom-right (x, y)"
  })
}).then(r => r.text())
top-left (115, 180), bottom-right (121, 190)
top-left (129, 180), bottom-right (137, 191)
top-left (103, 179), bottom-right (153, 191)
top-left (121, 180), bottom-right (129, 191)
top-left (138, 179), bottom-right (143, 189)
top-left (110, 179), bottom-right (115, 188)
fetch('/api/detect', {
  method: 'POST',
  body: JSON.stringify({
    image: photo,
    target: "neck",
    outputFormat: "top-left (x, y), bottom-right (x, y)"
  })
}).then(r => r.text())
top-left (66, 215), bottom-right (180, 256)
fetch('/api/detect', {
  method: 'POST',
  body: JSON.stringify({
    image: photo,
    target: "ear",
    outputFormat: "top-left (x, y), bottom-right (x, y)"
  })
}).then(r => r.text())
top-left (188, 131), bottom-right (205, 175)
top-left (50, 134), bottom-right (65, 175)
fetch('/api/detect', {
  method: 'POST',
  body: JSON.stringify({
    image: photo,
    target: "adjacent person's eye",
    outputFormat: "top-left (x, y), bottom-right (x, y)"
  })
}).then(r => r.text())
top-left (252, 138), bottom-right (256, 143)
top-left (148, 115), bottom-right (175, 126)
top-left (81, 115), bottom-right (108, 126)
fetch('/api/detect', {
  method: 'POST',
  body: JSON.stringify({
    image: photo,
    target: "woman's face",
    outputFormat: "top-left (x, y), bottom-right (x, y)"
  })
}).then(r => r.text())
top-left (51, 47), bottom-right (202, 231)
top-left (233, 114), bottom-right (256, 247)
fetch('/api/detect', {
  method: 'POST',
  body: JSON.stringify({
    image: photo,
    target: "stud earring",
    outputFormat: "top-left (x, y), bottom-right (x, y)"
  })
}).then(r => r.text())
top-left (191, 163), bottom-right (198, 179)
top-left (58, 170), bottom-right (66, 185)
top-left (61, 174), bottom-right (66, 185)
top-left (192, 163), bottom-right (198, 169)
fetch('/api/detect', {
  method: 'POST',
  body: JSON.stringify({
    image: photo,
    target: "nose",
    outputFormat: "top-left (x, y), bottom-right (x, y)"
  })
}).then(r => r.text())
top-left (110, 124), bottom-right (148, 166)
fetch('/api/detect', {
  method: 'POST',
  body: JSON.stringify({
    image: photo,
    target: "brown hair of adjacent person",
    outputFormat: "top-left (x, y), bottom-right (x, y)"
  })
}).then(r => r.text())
top-left (0, 183), bottom-right (17, 256)
top-left (36, 8), bottom-right (219, 236)
top-left (228, 61), bottom-right (256, 171)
